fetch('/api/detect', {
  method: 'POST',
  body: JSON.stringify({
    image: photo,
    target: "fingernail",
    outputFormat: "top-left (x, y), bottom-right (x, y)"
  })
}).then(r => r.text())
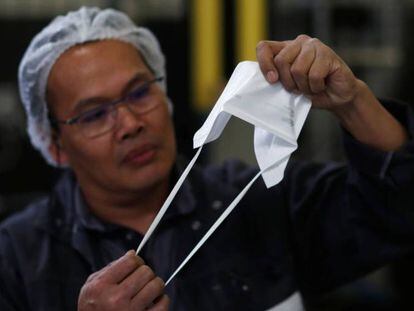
top-left (126, 250), bottom-right (135, 256)
top-left (267, 71), bottom-right (277, 83)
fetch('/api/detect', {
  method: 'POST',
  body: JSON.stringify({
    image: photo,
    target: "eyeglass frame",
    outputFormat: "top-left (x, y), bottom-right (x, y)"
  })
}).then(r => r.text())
top-left (49, 76), bottom-right (164, 138)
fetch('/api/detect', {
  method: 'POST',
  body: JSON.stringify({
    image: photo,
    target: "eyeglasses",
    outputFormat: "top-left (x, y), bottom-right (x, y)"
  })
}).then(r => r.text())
top-left (50, 77), bottom-right (164, 139)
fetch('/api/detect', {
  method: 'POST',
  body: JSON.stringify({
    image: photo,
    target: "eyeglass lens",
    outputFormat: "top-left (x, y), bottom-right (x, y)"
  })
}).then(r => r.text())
top-left (78, 78), bottom-right (161, 138)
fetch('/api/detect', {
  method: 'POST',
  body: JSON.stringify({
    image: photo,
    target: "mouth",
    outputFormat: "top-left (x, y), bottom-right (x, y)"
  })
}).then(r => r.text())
top-left (122, 144), bottom-right (157, 166)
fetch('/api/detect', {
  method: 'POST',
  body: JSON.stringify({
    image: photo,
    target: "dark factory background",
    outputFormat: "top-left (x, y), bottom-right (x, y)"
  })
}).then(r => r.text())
top-left (0, 1), bottom-right (413, 310)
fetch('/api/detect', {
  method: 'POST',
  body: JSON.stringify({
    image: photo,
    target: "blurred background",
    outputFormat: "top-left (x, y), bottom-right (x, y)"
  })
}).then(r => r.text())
top-left (0, 0), bottom-right (413, 309)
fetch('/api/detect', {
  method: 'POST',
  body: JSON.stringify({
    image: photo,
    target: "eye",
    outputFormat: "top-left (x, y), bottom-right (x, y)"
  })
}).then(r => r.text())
top-left (127, 84), bottom-right (151, 101)
top-left (79, 106), bottom-right (109, 124)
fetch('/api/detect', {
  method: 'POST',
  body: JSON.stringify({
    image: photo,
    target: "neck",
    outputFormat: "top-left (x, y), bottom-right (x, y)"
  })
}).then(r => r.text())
top-left (79, 177), bottom-right (170, 234)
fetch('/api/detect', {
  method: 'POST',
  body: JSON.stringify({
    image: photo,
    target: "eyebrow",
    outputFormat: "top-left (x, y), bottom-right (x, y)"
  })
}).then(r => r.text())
top-left (72, 72), bottom-right (151, 114)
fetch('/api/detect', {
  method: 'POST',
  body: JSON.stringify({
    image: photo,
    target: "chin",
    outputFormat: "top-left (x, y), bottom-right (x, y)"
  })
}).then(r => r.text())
top-left (126, 160), bottom-right (172, 191)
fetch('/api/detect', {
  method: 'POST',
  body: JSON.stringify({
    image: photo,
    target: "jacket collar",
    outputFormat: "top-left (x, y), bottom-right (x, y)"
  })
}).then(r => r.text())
top-left (34, 157), bottom-right (198, 238)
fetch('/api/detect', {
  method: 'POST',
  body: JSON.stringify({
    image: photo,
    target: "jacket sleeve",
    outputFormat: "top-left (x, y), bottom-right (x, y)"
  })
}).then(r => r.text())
top-left (0, 229), bottom-right (30, 311)
top-left (284, 99), bottom-right (414, 295)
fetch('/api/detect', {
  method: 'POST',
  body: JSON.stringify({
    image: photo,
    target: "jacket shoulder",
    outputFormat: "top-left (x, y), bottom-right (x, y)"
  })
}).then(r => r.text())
top-left (0, 196), bottom-right (49, 235)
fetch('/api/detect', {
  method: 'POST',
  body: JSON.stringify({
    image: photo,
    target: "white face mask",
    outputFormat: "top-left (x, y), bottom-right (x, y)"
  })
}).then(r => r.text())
top-left (194, 61), bottom-right (311, 187)
top-left (136, 61), bottom-right (311, 285)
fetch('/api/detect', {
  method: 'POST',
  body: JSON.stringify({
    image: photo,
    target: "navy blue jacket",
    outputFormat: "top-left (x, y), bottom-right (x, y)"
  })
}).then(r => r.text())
top-left (1, 100), bottom-right (414, 310)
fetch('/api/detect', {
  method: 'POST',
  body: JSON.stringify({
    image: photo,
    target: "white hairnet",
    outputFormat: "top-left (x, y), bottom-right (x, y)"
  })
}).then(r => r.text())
top-left (18, 6), bottom-right (168, 166)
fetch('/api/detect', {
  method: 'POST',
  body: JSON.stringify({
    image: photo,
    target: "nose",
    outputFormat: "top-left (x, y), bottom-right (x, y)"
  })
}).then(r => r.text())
top-left (114, 105), bottom-right (144, 141)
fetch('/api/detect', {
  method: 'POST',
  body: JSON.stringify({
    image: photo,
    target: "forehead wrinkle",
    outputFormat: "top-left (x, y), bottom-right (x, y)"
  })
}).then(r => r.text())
top-left (72, 71), bottom-right (151, 115)
top-left (48, 41), bottom-right (153, 118)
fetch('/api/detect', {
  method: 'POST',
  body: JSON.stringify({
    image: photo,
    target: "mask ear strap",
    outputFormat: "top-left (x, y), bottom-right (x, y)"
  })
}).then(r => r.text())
top-left (136, 146), bottom-right (203, 254)
top-left (165, 168), bottom-right (263, 286)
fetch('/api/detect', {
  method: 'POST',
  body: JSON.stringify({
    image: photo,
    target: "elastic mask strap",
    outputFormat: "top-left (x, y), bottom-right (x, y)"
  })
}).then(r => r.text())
top-left (165, 169), bottom-right (263, 285)
top-left (136, 145), bottom-right (267, 287)
top-left (136, 146), bottom-right (203, 255)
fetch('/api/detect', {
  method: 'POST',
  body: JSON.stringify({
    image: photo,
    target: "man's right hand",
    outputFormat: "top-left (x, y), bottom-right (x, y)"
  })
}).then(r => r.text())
top-left (78, 250), bottom-right (169, 310)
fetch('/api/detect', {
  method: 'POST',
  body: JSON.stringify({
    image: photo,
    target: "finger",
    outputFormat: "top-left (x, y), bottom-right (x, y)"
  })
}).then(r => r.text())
top-left (100, 250), bottom-right (144, 283)
top-left (120, 264), bottom-right (156, 298)
top-left (308, 47), bottom-right (332, 94)
top-left (146, 295), bottom-right (170, 311)
top-left (85, 270), bottom-right (100, 283)
top-left (256, 40), bottom-right (286, 83)
top-left (290, 40), bottom-right (317, 94)
top-left (131, 276), bottom-right (165, 307)
top-left (273, 43), bottom-right (302, 91)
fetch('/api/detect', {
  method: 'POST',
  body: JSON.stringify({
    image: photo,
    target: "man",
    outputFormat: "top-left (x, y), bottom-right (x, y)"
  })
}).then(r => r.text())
top-left (0, 6), bottom-right (413, 311)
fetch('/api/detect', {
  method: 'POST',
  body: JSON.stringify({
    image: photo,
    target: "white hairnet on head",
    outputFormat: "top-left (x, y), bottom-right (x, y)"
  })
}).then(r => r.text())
top-left (18, 6), bottom-right (169, 166)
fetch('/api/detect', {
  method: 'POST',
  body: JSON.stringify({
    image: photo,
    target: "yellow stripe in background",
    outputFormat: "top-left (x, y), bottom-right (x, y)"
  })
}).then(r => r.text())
top-left (191, 0), bottom-right (223, 111)
top-left (236, 0), bottom-right (268, 62)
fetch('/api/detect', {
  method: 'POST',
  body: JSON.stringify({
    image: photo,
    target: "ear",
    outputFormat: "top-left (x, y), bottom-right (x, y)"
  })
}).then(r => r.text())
top-left (48, 134), bottom-right (70, 166)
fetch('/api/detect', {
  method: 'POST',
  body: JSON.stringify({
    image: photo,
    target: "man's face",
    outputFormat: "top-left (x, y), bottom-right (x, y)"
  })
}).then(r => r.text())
top-left (47, 40), bottom-right (176, 196)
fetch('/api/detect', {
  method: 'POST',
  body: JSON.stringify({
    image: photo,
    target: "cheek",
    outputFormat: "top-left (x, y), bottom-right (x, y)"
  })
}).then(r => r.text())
top-left (61, 132), bottom-right (114, 169)
top-left (152, 108), bottom-right (176, 151)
